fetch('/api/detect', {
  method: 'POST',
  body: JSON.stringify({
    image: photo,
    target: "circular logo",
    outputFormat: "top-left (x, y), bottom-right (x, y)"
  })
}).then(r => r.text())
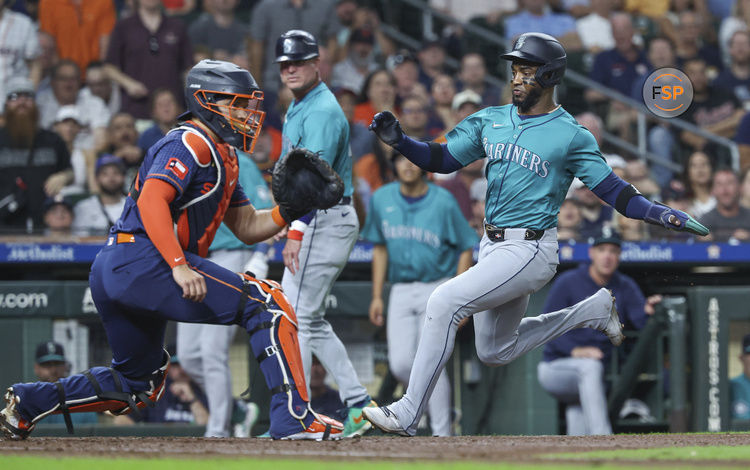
top-left (642, 68), bottom-right (693, 118)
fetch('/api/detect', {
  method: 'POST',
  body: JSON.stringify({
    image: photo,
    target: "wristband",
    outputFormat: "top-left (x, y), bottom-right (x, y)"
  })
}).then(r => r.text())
top-left (271, 206), bottom-right (287, 227)
top-left (288, 230), bottom-right (304, 241)
top-left (290, 219), bottom-right (308, 233)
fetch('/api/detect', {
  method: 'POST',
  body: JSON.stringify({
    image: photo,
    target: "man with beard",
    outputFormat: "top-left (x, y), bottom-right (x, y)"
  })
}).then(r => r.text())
top-left (0, 77), bottom-right (71, 232)
top-left (72, 154), bottom-right (127, 236)
top-left (363, 32), bottom-right (708, 436)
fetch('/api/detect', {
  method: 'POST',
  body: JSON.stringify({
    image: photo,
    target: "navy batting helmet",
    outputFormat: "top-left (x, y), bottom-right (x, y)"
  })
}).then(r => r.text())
top-left (275, 30), bottom-right (319, 63)
top-left (500, 33), bottom-right (567, 88)
top-left (184, 59), bottom-right (265, 152)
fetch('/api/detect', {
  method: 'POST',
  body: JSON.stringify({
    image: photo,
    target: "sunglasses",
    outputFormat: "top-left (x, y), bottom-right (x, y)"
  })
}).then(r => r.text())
top-left (7, 91), bottom-right (35, 101)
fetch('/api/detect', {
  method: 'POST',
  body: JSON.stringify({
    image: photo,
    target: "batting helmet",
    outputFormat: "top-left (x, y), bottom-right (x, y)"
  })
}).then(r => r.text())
top-left (184, 59), bottom-right (266, 152)
top-left (500, 33), bottom-right (567, 88)
top-left (275, 30), bottom-right (320, 63)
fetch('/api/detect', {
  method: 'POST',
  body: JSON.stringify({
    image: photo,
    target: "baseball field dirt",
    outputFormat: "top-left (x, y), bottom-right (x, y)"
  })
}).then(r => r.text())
top-left (3, 433), bottom-right (750, 468)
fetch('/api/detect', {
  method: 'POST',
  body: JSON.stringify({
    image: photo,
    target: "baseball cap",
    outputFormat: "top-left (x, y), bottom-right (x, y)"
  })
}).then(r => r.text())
top-left (6, 76), bottom-right (35, 98)
top-left (35, 341), bottom-right (66, 364)
top-left (54, 105), bottom-right (83, 125)
top-left (452, 89), bottom-right (482, 111)
top-left (742, 334), bottom-right (750, 355)
top-left (42, 194), bottom-right (73, 213)
top-left (590, 226), bottom-right (622, 247)
top-left (420, 39), bottom-right (444, 51)
top-left (95, 154), bottom-right (126, 175)
top-left (349, 28), bottom-right (375, 45)
top-left (386, 49), bottom-right (417, 71)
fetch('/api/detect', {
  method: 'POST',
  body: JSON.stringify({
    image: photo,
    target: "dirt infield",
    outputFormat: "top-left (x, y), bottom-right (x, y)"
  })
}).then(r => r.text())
top-left (2, 433), bottom-right (750, 464)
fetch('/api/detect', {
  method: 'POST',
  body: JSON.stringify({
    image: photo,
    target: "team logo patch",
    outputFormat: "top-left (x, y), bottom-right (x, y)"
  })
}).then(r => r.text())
top-left (165, 158), bottom-right (188, 179)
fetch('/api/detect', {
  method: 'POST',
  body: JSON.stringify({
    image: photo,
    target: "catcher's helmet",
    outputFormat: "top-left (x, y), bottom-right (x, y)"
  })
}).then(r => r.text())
top-left (500, 33), bottom-right (567, 88)
top-left (184, 59), bottom-right (266, 152)
top-left (275, 29), bottom-right (319, 63)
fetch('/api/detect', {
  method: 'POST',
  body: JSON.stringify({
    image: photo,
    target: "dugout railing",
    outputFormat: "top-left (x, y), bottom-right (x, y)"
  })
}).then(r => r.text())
top-left (377, 0), bottom-right (741, 173)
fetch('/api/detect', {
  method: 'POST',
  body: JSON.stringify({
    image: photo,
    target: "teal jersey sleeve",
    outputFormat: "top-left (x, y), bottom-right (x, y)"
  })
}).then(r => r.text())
top-left (564, 127), bottom-right (612, 189)
top-left (445, 108), bottom-right (494, 166)
top-left (361, 190), bottom-right (386, 245)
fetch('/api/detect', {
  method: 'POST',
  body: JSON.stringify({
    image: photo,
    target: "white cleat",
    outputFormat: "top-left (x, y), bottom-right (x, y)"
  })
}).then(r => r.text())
top-left (361, 405), bottom-right (411, 437)
top-left (597, 289), bottom-right (624, 346)
top-left (0, 387), bottom-right (34, 440)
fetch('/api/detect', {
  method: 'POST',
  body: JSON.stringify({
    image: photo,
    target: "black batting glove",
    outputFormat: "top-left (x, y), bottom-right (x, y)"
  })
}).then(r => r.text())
top-left (369, 111), bottom-right (405, 147)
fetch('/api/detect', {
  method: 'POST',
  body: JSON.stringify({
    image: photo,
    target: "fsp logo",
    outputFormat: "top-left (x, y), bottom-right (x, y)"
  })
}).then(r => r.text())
top-left (642, 67), bottom-right (693, 118)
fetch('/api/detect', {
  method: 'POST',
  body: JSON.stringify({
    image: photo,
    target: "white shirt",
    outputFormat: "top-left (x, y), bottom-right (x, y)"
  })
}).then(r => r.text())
top-left (36, 89), bottom-right (111, 151)
top-left (72, 194), bottom-right (126, 235)
top-left (79, 85), bottom-right (122, 117)
top-left (0, 10), bottom-right (40, 108)
top-left (577, 13), bottom-right (615, 52)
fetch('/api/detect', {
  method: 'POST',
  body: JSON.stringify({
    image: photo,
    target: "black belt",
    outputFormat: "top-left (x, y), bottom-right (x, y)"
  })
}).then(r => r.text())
top-left (484, 223), bottom-right (545, 242)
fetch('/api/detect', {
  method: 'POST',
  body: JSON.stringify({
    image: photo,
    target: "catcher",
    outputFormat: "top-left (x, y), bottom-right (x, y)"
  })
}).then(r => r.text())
top-left (0, 60), bottom-right (345, 441)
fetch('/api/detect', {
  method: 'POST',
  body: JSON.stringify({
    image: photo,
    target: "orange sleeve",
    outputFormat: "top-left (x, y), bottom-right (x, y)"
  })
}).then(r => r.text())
top-left (38, 0), bottom-right (54, 34)
top-left (137, 178), bottom-right (187, 269)
top-left (99, 1), bottom-right (117, 36)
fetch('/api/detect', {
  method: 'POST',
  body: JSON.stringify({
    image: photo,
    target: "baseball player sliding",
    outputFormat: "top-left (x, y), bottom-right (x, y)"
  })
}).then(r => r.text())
top-left (275, 30), bottom-right (376, 437)
top-left (362, 33), bottom-right (709, 436)
top-left (0, 60), bottom-right (346, 441)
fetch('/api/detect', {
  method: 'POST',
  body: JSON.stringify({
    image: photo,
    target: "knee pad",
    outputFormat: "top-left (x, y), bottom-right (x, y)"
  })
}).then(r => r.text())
top-left (240, 274), bottom-right (310, 420)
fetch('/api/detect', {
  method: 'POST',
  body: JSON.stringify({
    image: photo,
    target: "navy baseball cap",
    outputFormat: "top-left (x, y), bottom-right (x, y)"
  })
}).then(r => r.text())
top-left (95, 154), bottom-right (126, 175)
top-left (591, 227), bottom-right (622, 247)
top-left (42, 194), bottom-right (73, 213)
top-left (35, 341), bottom-right (66, 364)
top-left (743, 334), bottom-right (750, 355)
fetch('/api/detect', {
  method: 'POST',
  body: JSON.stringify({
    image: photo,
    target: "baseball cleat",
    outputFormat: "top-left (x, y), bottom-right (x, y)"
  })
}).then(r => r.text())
top-left (0, 387), bottom-right (34, 440)
top-left (599, 289), bottom-right (624, 346)
top-left (343, 399), bottom-right (377, 438)
top-left (361, 405), bottom-right (410, 436)
top-left (279, 414), bottom-right (343, 441)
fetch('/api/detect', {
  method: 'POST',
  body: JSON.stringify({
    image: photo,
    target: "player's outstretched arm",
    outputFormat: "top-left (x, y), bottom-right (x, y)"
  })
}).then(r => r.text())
top-left (591, 171), bottom-right (709, 236)
top-left (369, 111), bottom-right (463, 174)
top-left (223, 204), bottom-right (288, 246)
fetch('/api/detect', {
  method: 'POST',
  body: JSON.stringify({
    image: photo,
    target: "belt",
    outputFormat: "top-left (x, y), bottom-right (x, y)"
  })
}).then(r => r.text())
top-left (484, 223), bottom-right (545, 242)
top-left (114, 232), bottom-right (135, 244)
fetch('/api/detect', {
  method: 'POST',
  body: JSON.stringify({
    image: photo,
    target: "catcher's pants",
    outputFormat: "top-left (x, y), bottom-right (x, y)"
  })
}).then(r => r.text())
top-left (176, 248), bottom-right (252, 437)
top-left (11, 235), bottom-right (313, 438)
top-left (537, 358), bottom-right (612, 435)
top-left (281, 204), bottom-right (370, 408)
top-left (387, 280), bottom-right (452, 436)
top-left (389, 230), bottom-right (619, 435)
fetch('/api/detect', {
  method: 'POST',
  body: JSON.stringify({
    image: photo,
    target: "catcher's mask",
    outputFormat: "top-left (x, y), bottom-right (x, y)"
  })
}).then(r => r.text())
top-left (185, 59), bottom-right (266, 152)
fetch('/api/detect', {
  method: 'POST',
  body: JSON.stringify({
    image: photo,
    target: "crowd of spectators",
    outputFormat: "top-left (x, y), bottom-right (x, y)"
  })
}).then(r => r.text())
top-left (0, 0), bottom-right (747, 243)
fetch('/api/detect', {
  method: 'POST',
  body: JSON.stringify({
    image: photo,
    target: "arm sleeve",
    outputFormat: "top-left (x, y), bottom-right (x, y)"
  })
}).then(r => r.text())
top-left (565, 128), bottom-right (611, 189)
top-left (591, 171), bottom-right (665, 220)
top-left (98, 1), bottom-right (116, 37)
top-left (137, 178), bottom-right (187, 268)
top-left (229, 181), bottom-right (251, 208)
top-left (396, 137), bottom-right (464, 173)
top-left (622, 279), bottom-right (648, 330)
top-left (23, 20), bottom-right (40, 60)
top-left (444, 111), bottom-right (488, 166)
top-left (145, 141), bottom-right (198, 196)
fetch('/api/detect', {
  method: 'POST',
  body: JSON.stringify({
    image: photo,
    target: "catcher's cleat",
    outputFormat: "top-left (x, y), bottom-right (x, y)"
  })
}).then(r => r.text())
top-left (343, 399), bottom-right (377, 438)
top-left (594, 289), bottom-right (624, 347)
top-left (279, 413), bottom-right (343, 441)
top-left (361, 405), bottom-right (410, 437)
top-left (0, 388), bottom-right (34, 440)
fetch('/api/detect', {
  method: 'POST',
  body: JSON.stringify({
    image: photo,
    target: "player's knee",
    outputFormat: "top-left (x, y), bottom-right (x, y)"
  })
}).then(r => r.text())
top-left (577, 358), bottom-right (604, 378)
top-left (476, 342), bottom-right (515, 367)
top-left (425, 285), bottom-right (457, 320)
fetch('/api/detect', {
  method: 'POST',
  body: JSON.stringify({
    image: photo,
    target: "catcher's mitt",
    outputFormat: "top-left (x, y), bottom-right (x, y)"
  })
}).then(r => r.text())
top-left (272, 147), bottom-right (344, 223)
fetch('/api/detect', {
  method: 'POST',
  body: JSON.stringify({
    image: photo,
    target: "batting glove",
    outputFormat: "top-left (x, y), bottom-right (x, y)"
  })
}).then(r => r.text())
top-left (369, 111), bottom-right (405, 147)
top-left (644, 201), bottom-right (709, 236)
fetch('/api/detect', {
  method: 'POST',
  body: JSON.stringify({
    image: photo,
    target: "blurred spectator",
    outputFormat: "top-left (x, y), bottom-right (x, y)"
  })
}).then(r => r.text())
top-left (557, 198), bottom-right (583, 242)
top-left (398, 94), bottom-right (438, 141)
top-left (680, 58), bottom-right (744, 154)
top-left (162, 0), bottom-right (197, 16)
top-left (625, 160), bottom-right (660, 200)
top-left (684, 150), bottom-right (716, 219)
top-left (430, 74), bottom-right (457, 132)
top-left (719, 0), bottom-right (750, 66)
top-left (33, 340), bottom-right (97, 426)
top-left (105, 0), bottom-right (193, 119)
top-left (452, 89), bottom-right (482, 123)
top-left (613, 212), bottom-right (649, 241)
top-left (387, 49), bottom-right (422, 106)
top-left (105, 112), bottom-right (142, 188)
top-left (342, 6), bottom-right (395, 62)
top-left (504, 0), bottom-right (580, 48)
top-left (457, 53), bottom-right (501, 107)
top-left (336, 87), bottom-right (381, 197)
top-left (72, 154), bottom-right (126, 235)
top-left (81, 61), bottom-right (121, 116)
top-left (417, 40), bottom-right (448, 91)
top-left (248, 0), bottom-right (338, 92)
top-left (571, 181), bottom-right (613, 239)
top-left (36, 31), bottom-right (58, 95)
top-left (713, 31), bottom-right (750, 108)
top-left (332, 0), bottom-right (358, 49)
top-left (469, 176), bottom-right (487, 236)
top-left (188, 0), bottom-right (249, 69)
top-left (731, 333), bottom-right (750, 420)
top-left (706, 0), bottom-right (733, 20)
top-left (437, 159), bottom-right (485, 222)
top-left (0, 77), bottom-right (71, 232)
top-left (576, 0), bottom-right (615, 53)
top-left (737, 111), bottom-right (750, 172)
top-left (51, 105), bottom-right (92, 193)
top-left (674, 10), bottom-right (723, 74)
top-left (741, 168), bottom-right (750, 208)
top-left (137, 88), bottom-right (181, 151)
top-left (623, 0), bottom-right (669, 20)
top-left (700, 168), bottom-right (750, 242)
top-left (0, 3), bottom-right (41, 109)
top-left (115, 350), bottom-right (209, 425)
top-left (36, 60), bottom-right (110, 152)
top-left (309, 355), bottom-right (345, 420)
top-left (354, 69), bottom-right (397, 127)
top-left (430, 0), bottom-right (517, 24)
top-left (606, 154), bottom-right (628, 179)
top-left (42, 194), bottom-right (74, 237)
top-left (38, 0), bottom-right (115, 73)
top-left (331, 28), bottom-right (378, 95)
top-left (538, 228), bottom-right (659, 435)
